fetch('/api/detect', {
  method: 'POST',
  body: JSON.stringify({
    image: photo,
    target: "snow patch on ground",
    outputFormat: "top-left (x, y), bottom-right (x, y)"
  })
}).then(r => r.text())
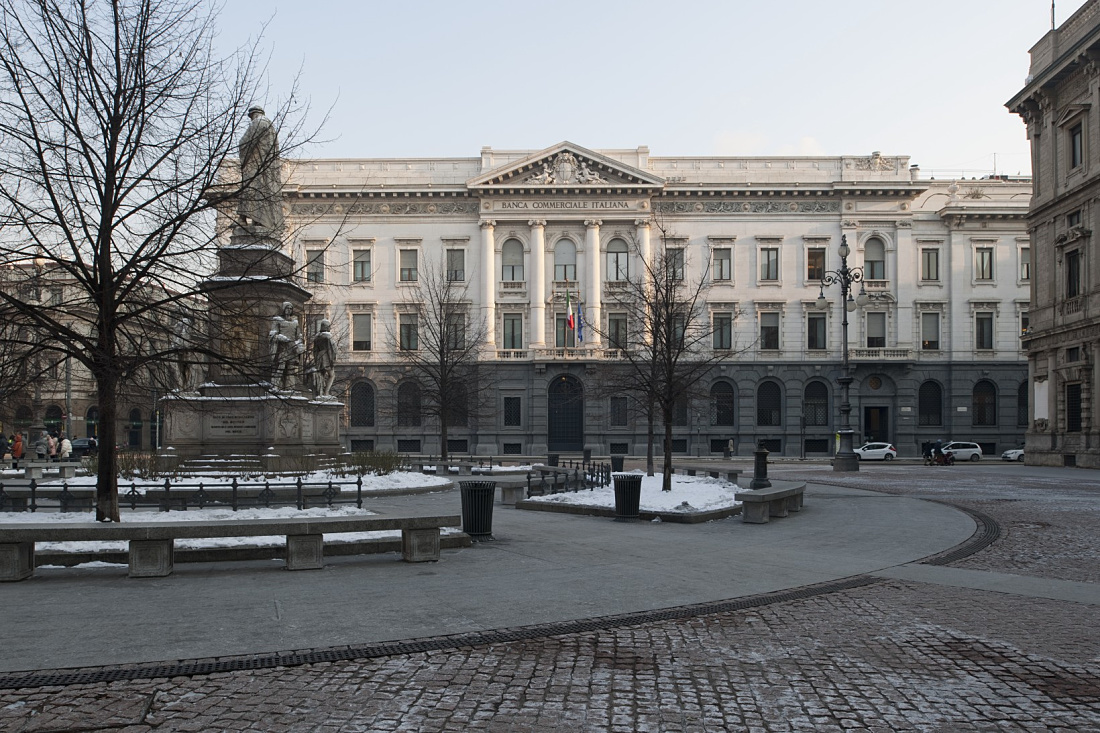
top-left (525, 471), bottom-right (741, 512)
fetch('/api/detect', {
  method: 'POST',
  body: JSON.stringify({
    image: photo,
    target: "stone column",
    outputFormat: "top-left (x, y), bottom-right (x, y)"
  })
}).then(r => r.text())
top-left (480, 220), bottom-right (496, 347)
top-left (635, 218), bottom-right (652, 267)
top-left (585, 219), bottom-right (602, 346)
top-left (530, 219), bottom-right (547, 347)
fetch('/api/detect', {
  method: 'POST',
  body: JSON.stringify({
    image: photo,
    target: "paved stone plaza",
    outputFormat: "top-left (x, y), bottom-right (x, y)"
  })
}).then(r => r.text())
top-left (2, 462), bottom-right (1099, 732)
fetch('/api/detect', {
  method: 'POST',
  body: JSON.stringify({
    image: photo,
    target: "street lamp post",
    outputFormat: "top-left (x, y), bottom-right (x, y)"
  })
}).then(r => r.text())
top-left (816, 235), bottom-right (863, 472)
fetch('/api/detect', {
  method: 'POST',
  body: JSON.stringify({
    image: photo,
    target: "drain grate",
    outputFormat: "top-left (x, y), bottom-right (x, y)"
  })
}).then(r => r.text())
top-left (0, 575), bottom-right (880, 691)
top-left (919, 503), bottom-right (1001, 566)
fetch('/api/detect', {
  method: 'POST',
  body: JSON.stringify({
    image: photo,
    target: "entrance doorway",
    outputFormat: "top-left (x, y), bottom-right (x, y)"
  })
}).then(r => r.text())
top-left (863, 406), bottom-right (889, 444)
top-left (547, 374), bottom-right (584, 451)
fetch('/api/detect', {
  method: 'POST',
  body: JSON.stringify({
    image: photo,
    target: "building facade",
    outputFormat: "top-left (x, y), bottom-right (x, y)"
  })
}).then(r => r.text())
top-left (285, 142), bottom-right (1030, 459)
top-left (1009, 0), bottom-right (1100, 467)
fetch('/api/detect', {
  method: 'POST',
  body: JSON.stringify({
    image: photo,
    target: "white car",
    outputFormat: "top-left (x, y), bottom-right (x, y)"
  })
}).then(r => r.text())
top-left (943, 442), bottom-right (983, 461)
top-left (1001, 448), bottom-right (1025, 462)
top-left (854, 442), bottom-right (897, 461)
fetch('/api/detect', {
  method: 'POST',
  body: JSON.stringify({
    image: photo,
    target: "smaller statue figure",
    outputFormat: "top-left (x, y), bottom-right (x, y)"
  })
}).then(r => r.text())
top-left (237, 106), bottom-right (285, 235)
top-left (577, 161), bottom-right (607, 184)
top-left (170, 315), bottom-right (202, 393)
top-left (527, 162), bottom-right (554, 184)
top-left (312, 319), bottom-right (337, 398)
top-left (269, 302), bottom-right (304, 390)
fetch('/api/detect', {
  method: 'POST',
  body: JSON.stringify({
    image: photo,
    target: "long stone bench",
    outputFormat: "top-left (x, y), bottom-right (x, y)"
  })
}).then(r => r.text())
top-left (677, 464), bottom-right (740, 484)
top-left (736, 485), bottom-right (805, 524)
top-left (17, 461), bottom-right (78, 480)
top-left (0, 513), bottom-right (460, 581)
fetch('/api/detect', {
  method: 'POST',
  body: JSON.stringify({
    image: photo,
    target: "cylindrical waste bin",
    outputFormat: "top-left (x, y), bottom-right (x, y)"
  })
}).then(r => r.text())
top-left (610, 455), bottom-right (625, 472)
top-left (459, 480), bottom-right (497, 540)
top-left (612, 473), bottom-right (643, 523)
top-left (547, 453), bottom-right (559, 467)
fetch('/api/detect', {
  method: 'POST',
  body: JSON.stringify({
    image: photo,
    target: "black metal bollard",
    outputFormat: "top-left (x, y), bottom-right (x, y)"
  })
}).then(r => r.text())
top-left (612, 473), bottom-right (643, 522)
top-left (750, 441), bottom-right (772, 489)
top-left (459, 480), bottom-right (497, 540)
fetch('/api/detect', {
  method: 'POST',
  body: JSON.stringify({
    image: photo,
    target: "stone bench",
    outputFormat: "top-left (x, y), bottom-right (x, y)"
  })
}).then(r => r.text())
top-left (0, 513), bottom-right (460, 581)
top-left (678, 465), bottom-right (740, 484)
top-left (736, 485), bottom-right (805, 524)
top-left (20, 462), bottom-right (78, 480)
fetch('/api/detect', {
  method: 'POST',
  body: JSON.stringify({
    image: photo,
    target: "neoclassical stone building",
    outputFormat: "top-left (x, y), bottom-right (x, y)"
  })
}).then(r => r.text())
top-left (1009, 0), bottom-right (1100, 468)
top-left (285, 142), bottom-right (1030, 458)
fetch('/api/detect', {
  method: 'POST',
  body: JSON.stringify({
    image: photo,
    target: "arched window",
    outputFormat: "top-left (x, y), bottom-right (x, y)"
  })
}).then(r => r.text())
top-left (918, 381), bottom-right (943, 426)
top-left (711, 381), bottom-right (736, 426)
top-left (501, 239), bottom-right (524, 281)
top-left (128, 408), bottom-right (143, 449)
top-left (606, 238), bottom-right (629, 281)
top-left (554, 240), bottom-right (576, 281)
top-left (44, 405), bottom-right (63, 435)
top-left (803, 382), bottom-right (829, 427)
top-left (396, 382), bottom-right (421, 427)
top-left (85, 407), bottom-right (99, 438)
top-left (1017, 382), bottom-right (1028, 427)
top-left (757, 382), bottom-right (782, 427)
top-left (350, 382), bottom-right (376, 427)
top-left (865, 237), bottom-right (886, 280)
top-left (973, 380), bottom-right (997, 426)
top-left (446, 383), bottom-right (469, 427)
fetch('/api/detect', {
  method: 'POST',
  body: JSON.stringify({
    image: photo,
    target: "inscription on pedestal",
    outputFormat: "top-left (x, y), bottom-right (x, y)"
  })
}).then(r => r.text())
top-left (207, 413), bottom-right (261, 438)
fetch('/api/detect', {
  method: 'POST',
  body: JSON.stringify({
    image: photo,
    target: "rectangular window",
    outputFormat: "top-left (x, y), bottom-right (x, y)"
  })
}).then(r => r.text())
top-left (921, 313), bottom-right (940, 350)
top-left (667, 249), bottom-right (684, 280)
top-left (976, 248), bottom-right (994, 280)
top-left (975, 312), bottom-right (994, 350)
top-left (503, 314), bottom-right (522, 349)
top-left (1066, 249), bottom-right (1082, 298)
top-left (555, 315), bottom-right (576, 347)
top-left (503, 397), bottom-right (521, 427)
top-left (1020, 312), bottom-right (1029, 338)
top-left (760, 248), bottom-right (779, 281)
top-left (866, 312), bottom-right (886, 348)
top-left (1071, 123), bottom-right (1083, 169)
top-left (353, 249), bottom-right (371, 282)
top-left (865, 257), bottom-right (885, 280)
top-left (352, 314), bottom-right (372, 351)
top-left (713, 248), bottom-right (732, 281)
top-left (921, 249), bottom-right (940, 281)
top-left (1068, 210), bottom-right (1082, 228)
top-left (608, 314), bottom-right (628, 349)
top-left (399, 313), bottom-right (418, 350)
top-left (1067, 384), bottom-right (1082, 432)
top-left (446, 249), bottom-right (465, 282)
top-left (306, 249), bottom-right (325, 283)
top-left (445, 313), bottom-right (465, 350)
top-left (760, 312), bottom-right (779, 350)
top-left (399, 249), bottom-right (418, 282)
top-left (610, 396), bottom-right (628, 427)
top-left (1019, 247), bottom-right (1030, 281)
top-left (607, 249), bottom-right (629, 281)
top-left (807, 248), bottom-right (825, 281)
top-left (555, 261), bottom-right (576, 281)
top-left (713, 313), bottom-right (732, 350)
top-left (807, 313), bottom-right (826, 350)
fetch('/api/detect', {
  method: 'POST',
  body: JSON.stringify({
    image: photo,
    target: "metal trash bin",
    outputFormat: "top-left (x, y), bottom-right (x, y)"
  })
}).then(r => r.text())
top-left (612, 473), bottom-right (643, 523)
top-left (459, 480), bottom-right (497, 540)
top-left (610, 455), bottom-right (625, 472)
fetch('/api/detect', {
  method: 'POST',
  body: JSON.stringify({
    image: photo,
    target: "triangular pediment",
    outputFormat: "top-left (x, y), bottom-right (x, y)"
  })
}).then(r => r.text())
top-left (467, 141), bottom-right (665, 190)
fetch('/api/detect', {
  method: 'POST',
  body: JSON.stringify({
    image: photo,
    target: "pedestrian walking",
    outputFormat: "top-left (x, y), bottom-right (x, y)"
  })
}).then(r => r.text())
top-left (34, 431), bottom-right (48, 460)
top-left (47, 432), bottom-right (58, 461)
top-left (59, 434), bottom-right (72, 461)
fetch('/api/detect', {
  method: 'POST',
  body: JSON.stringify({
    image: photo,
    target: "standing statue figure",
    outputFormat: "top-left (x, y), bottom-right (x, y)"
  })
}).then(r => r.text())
top-left (171, 315), bottom-right (202, 393)
top-left (238, 106), bottom-right (285, 234)
top-left (269, 302), bottom-right (304, 390)
top-left (312, 319), bottom-right (337, 397)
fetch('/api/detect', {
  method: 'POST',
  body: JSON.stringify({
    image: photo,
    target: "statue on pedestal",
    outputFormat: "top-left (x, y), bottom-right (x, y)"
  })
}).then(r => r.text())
top-left (237, 106), bottom-right (284, 235)
top-left (269, 302), bottom-right (304, 390)
top-left (171, 315), bottom-right (203, 393)
top-left (312, 319), bottom-right (337, 398)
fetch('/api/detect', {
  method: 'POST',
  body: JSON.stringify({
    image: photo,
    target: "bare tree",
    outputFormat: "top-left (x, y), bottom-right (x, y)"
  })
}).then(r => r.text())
top-left (390, 254), bottom-right (490, 460)
top-left (593, 219), bottom-right (727, 490)
top-left (0, 0), bottom-right (312, 521)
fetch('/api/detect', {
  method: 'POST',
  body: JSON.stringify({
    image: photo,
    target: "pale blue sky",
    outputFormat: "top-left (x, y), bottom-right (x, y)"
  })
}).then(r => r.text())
top-left (216, 0), bottom-right (1082, 177)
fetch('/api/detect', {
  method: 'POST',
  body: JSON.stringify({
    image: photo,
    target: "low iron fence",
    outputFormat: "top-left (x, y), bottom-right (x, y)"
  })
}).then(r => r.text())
top-left (526, 460), bottom-right (611, 497)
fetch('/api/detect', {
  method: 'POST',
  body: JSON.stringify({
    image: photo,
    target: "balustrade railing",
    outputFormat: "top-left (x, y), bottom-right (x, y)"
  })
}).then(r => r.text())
top-left (525, 459), bottom-right (611, 497)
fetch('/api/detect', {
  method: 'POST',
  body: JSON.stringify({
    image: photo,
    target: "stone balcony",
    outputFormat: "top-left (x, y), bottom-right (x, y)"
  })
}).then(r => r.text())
top-left (849, 348), bottom-right (912, 361)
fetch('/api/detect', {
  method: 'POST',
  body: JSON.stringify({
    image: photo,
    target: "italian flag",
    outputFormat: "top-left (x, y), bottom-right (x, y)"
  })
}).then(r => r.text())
top-left (566, 290), bottom-right (575, 330)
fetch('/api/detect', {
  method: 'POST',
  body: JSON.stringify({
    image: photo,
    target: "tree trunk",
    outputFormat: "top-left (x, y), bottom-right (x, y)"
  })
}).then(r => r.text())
top-left (95, 376), bottom-right (120, 522)
top-left (646, 399), bottom-right (655, 476)
top-left (440, 416), bottom-right (448, 461)
top-left (662, 405), bottom-right (674, 492)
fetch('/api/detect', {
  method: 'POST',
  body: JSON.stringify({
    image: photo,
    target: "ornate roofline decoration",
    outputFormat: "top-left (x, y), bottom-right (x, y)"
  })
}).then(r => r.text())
top-left (467, 141), bottom-right (665, 190)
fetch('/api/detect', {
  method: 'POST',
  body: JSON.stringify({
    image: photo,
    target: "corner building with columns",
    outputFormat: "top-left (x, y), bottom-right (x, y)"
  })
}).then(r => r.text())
top-left (287, 142), bottom-right (1031, 459)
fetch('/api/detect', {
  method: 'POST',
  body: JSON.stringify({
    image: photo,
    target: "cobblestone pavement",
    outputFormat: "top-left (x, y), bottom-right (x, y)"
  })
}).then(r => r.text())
top-left (2, 465), bottom-right (1099, 732)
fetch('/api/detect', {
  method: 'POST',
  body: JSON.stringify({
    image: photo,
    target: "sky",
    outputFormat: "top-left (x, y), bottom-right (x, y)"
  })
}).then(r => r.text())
top-left (215, 0), bottom-right (1084, 178)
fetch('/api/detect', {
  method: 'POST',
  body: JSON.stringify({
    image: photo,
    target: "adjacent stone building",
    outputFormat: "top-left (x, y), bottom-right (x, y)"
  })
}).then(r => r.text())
top-left (1008, 0), bottom-right (1100, 467)
top-left (284, 142), bottom-right (1030, 459)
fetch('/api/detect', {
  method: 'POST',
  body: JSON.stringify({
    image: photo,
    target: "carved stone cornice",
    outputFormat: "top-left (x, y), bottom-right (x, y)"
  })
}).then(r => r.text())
top-left (656, 200), bottom-right (840, 215)
top-left (1055, 225), bottom-right (1092, 246)
top-left (584, 219), bottom-right (602, 228)
top-left (528, 219), bottom-right (546, 228)
top-left (480, 219), bottom-right (496, 229)
top-left (634, 218), bottom-right (650, 228)
top-left (289, 200), bottom-right (478, 217)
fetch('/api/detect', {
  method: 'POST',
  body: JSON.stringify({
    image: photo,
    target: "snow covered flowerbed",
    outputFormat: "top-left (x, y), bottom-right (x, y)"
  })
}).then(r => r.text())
top-left (525, 471), bottom-right (741, 513)
top-left (1, 506), bottom-right (463, 553)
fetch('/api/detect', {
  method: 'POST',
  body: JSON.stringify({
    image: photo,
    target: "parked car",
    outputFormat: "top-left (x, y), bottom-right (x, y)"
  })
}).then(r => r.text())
top-left (1001, 448), bottom-right (1025, 462)
top-left (69, 438), bottom-right (98, 458)
top-left (943, 441), bottom-right (983, 461)
top-left (854, 442), bottom-right (897, 461)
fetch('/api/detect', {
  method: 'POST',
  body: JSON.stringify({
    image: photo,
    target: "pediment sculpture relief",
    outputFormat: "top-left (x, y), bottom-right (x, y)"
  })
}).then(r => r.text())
top-left (525, 152), bottom-right (609, 185)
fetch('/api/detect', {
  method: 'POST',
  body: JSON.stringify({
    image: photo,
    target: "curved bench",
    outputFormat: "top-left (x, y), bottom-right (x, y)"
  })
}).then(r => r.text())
top-left (0, 513), bottom-right (460, 581)
top-left (735, 484), bottom-right (805, 524)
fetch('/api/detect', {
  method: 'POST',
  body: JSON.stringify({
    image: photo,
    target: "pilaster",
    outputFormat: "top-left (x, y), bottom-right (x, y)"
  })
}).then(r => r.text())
top-left (480, 220), bottom-right (496, 347)
top-left (530, 219), bottom-right (547, 346)
top-left (585, 219), bottom-right (602, 345)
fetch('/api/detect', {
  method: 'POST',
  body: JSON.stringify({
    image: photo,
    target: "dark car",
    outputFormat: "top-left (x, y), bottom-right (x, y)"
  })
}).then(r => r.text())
top-left (68, 438), bottom-right (98, 458)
